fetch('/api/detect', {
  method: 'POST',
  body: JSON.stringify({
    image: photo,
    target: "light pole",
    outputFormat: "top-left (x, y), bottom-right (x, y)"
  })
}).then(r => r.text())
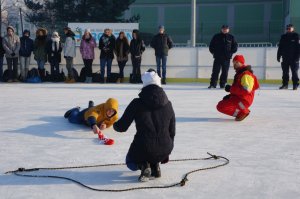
top-left (14, 0), bottom-right (23, 34)
top-left (191, 0), bottom-right (196, 47)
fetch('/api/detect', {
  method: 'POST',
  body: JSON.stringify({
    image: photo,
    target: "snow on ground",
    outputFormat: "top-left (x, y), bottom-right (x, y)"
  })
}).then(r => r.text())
top-left (0, 83), bottom-right (300, 199)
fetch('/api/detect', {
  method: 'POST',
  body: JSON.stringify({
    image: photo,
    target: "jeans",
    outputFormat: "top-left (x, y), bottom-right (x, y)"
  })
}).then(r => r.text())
top-left (83, 59), bottom-right (93, 77)
top-left (156, 55), bottom-right (167, 79)
top-left (281, 60), bottom-right (299, 86)
top-left (6, 57), bottom-right (18, 80)
top-left (118, 61), bottom-right (127, 78)
top-left (100, 58), bottom-right (112, 80)
top-left (67, 108), bottom-right (88, 124)
top-left (0, 57), bottom-right (3, 81)
top-left (20, 56), bottom-right (30, 80)
top-left (210, 58), bottom-right (230, 87)
top-left (37, 60), bottom-right (45, 70)
top-left (65, 57), bottom-right (74, 79)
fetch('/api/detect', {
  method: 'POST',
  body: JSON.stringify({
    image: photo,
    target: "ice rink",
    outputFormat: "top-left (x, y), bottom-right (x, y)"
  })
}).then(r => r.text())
top-left (0, 83), bottom-right (299, 199)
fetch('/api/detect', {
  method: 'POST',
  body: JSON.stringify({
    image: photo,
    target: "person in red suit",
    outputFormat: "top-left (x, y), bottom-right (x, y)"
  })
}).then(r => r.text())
top-left (217, 55), bottom-right (259, 121)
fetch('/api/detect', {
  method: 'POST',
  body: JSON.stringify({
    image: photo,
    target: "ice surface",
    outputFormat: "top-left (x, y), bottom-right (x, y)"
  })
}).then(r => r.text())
top-left (0, 83), bottom-right (299, 199)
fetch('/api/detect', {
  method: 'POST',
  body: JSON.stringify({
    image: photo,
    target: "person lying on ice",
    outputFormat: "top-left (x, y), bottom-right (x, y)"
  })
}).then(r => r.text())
top-left (217, 55), bottom-right (259, 121)
top-left (113, 69), bottom-right (176, 182)
top-left (64, 98), bottom-right (118, 139)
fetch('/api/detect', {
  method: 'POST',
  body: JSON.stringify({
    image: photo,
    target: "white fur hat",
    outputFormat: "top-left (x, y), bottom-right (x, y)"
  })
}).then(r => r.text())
top-left (142, 69), bottom-right (161, 88)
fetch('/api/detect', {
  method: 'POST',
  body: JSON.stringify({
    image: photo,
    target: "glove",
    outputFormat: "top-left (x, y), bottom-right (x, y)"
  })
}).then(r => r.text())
top-left (98, 132), bottom-right (105, 140)
top-left (161, 156), bottom-right (169, 164)
top-left (223, 94), bottom-right (231, 100)
top-left (11, 53), bottom-right (16, 57)
top-left (277, 57), bottom-right (280, 63)
top-left (225, 85), bottom-right (231, 92)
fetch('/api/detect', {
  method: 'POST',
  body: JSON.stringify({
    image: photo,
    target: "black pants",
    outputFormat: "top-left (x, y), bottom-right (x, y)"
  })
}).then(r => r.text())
top-left (6, 57), bottom-right (18, 80)
top-left (132, 56), bottom-right (141, 82)
top-left (210, 58), bottom-right (230, 87)
top-left (83, 59), bottom-right (93, 77)
top-left (50, 59), bottom-right (60, 77)
top-left (281, 60), bottom-right (299, 86)
top-left (118, 61), bottom-right (127, 78)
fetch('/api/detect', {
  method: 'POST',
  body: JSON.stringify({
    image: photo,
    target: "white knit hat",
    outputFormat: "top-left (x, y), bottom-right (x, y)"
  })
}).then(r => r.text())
top-left (142, 69), bottom-right (161, 88)
top-left (52, 31), bottom-right (59, 38)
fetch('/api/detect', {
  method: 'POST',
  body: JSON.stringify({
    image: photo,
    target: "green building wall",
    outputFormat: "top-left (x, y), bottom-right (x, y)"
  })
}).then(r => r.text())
top-left (127, 0), bottom-right (285, 45)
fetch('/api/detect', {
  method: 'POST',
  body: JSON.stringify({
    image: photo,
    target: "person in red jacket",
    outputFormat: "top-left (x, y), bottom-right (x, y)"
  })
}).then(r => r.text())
top-left (217, 55), bottom-right (259, 121)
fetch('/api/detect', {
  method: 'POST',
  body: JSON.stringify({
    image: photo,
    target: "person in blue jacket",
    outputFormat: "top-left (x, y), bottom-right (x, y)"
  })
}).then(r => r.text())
top-left (19, 30), bottom-right (34, 81)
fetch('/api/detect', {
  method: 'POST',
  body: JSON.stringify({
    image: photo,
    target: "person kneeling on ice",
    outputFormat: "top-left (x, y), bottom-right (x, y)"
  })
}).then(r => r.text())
top-left (113, 69), bottom-right (175, 182)
top-left (64, 98), bottom-right (118, 144)
top-left (217, 55), bottom-right (259, 121)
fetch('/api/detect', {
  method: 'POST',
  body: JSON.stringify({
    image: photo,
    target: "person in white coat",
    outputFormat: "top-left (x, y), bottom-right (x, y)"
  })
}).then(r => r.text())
top-left (63, 27), bottom-right (76, 83)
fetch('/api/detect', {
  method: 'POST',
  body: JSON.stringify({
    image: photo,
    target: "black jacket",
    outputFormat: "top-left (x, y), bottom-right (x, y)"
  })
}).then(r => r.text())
top-left (99, 34), bottom-right (116, 59)
top-left (19, 36), bottom-right (34, 57)
top-left (209, 32), bottom-right (238, 60)
top-left (130, 38), bottom-right (145, 58)
top-left (150, 33), bottom-right (173, 56)
top-left (277, 32), bottom-right (300, 62)
top-left (46, 40), bottom-right (62, 63)
top-left (0, 37), bottom-right (5, 57)
top-left (113, 85), bottom-right (176, 164)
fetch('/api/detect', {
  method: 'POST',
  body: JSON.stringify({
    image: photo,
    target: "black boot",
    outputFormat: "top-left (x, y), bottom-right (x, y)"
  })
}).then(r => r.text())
top-left (150, 163), bottom-right (161, 178)
top-left (293, 83), bottom-right (299, 90)
top-left (161, 78), bottom-right (166, 85)
top-left (279, 85), bottom-right (288, 89)
top-left (64, 107), bottom-right (80, 118)
top-left (138, 162), bottom-right (151, 182)
top-left (208, 85), bottom-right (216, 89)
top-left (88, 101), bottom-right (94, 108)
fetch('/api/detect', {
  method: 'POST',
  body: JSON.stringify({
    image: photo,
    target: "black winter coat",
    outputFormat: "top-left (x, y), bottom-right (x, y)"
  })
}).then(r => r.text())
top-left (99, 34), bottom-right (116, 59)
top-left (209, 32), bottom-right (238, 60)
top-left (0, 37), bottom-right (5, 57)
top-left (150, 33), bottom-right (173, 56)
top-left (19, 36), bottom-right (34, 57)
top-left (113, 85), bottom-right (176, 164)
top-left (46, 40), bottom-right (62, 63)
top-left (277, 32), bottom-right (300, 62)
top-left (130, 39), bottom-right (145, 58)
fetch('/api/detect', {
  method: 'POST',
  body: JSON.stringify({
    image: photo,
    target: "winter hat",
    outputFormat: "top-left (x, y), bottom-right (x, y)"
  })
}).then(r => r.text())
top-left (233, 55), bottom-right (245, 65)
top-left (52, 31), bottom-right (59, 38)
top-left (286, 24), bottom-right (294, 28)
top-left (221, 24), bottom-right (229, 29)
top-left (23, 29), bottom-right (30, 36)
top-left (158, 25), bottom-right (165, 30)
top-left (85, 28), bottom-right (91, 33)
top-left (7, 26), bottom-right (15, 33)
top-left (142, 69), bottom-right (161, 88)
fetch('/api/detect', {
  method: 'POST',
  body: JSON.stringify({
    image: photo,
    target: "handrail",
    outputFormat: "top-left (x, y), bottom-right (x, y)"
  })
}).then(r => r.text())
top-left (173, 42), bottom-right (274, 48)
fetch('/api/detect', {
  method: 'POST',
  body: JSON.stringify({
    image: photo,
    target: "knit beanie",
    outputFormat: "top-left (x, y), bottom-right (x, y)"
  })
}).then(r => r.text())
top-left (142, 69), bottom-right (161, 88)
top-left (233, 55), bottom-right (245, 65)
top-left (7, 26), bottom-right (15, 33)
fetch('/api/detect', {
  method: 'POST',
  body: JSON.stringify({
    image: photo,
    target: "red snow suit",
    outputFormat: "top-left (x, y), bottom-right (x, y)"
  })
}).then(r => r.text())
top-left (217, 65), bottom-right (259, 117)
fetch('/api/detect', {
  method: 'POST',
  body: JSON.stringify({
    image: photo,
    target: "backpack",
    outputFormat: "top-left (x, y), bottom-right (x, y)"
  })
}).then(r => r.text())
top-left (107, 73), bottom-right (119, 83)
top-left (78, 66), bottom-right (87, 82)
top-left (26, 68), bottom-right (42, 83)
top-left (72, 68), bottom-right (79, 82)
top-left (92, 71), bottom-right (103, 83)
